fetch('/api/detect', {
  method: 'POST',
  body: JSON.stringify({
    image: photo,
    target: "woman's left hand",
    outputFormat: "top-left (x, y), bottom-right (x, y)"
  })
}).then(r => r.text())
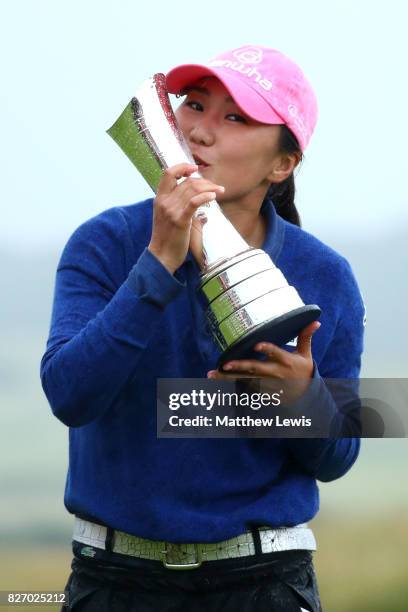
top-left (207, 321), bottom-right (321, 402)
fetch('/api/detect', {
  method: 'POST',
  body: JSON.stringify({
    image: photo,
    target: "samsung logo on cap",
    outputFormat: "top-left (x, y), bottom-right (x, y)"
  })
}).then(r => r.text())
top-left (287, 104), bottom-right (308, 143)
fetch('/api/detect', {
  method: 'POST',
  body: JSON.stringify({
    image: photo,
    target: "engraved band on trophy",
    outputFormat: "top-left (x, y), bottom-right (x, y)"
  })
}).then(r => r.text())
top-left (107, 73), bottom-right (321, 367)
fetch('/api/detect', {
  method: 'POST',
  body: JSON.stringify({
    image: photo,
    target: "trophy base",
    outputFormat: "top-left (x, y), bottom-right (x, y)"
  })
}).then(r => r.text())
top-left (217, 305), bottom-right (321, 369)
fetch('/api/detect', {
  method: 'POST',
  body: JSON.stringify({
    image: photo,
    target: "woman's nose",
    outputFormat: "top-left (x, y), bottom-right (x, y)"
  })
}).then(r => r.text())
top-left (189, 123), bottom-right (215, 147)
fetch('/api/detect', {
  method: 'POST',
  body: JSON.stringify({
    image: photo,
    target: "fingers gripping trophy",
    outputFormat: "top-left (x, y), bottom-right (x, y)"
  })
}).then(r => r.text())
top-left (107, 72), bottom-right (320, 369)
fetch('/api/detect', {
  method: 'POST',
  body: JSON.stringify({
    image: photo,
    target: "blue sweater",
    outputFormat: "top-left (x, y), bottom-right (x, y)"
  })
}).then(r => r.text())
top-left (41, 198), bottom-right (365, 543)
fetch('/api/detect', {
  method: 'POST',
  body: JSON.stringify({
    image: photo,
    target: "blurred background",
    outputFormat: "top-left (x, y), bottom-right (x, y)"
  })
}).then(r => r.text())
top-left (1, 0), bottom-right (407, 610)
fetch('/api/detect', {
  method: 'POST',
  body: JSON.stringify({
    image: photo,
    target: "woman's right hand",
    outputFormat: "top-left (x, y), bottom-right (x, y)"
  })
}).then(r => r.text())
top-left (148, 163), bottom-right (225, 274)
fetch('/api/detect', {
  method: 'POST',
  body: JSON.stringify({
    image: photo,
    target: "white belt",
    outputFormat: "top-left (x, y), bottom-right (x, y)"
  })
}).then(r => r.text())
top-left (73, 517), bottom-right (316, 570)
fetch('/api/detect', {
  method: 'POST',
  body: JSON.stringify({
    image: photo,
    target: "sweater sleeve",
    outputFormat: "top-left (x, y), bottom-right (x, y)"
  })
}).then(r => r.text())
top-left (40, 208), bottom-right (185, 428)
top-left (286, 257), bottom-right (366, 482)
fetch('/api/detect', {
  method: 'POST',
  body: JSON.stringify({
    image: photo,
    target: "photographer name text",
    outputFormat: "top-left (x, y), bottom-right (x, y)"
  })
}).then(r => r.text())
top-left (168, 415), bottom-right (312, 427)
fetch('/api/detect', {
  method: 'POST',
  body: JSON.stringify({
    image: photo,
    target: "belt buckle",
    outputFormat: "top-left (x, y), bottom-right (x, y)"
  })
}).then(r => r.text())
top-left (161, 542), bottom-right (203, 570)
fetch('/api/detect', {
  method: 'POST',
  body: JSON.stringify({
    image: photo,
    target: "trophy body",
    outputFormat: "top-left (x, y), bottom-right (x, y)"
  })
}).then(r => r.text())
top-left (107, 74), bottom-right (320, 366)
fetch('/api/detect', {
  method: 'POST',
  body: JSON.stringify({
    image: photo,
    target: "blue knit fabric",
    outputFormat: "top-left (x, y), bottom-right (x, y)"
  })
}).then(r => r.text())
top-left (41, 198), bottom-right (365, 542)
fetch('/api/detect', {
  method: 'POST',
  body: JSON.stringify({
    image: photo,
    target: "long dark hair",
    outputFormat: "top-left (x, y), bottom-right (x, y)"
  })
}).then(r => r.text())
top-left (267, 125), bottom-right (303, 227)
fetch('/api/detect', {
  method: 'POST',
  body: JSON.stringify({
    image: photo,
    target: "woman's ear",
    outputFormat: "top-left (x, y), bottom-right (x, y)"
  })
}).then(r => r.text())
top-left (268, 152), bottom-right (301, 183)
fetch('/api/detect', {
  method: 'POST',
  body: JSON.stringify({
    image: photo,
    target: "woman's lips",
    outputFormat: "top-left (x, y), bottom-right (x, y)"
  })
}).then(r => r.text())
top-left (193, 154), bottom-right (209, 168)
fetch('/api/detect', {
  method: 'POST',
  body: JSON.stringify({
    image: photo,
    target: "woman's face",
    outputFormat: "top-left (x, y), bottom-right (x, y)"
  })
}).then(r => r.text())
top-left (175, 78), bottom-right (288, 205)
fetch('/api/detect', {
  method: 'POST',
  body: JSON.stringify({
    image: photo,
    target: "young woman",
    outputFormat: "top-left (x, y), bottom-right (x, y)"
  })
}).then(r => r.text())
top-left (41, 45), bottom-right (365, 611)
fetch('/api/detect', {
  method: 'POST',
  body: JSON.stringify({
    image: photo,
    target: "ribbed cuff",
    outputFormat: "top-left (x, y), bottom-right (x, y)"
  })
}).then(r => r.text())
top-left (126, 248), bottom-right (185, 308)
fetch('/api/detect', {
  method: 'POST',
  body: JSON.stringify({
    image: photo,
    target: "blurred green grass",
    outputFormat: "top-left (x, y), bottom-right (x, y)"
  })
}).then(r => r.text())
top-left (313, 515), bottom-right (408, 611)
top-left (0, 516), bottom-right (407, 611)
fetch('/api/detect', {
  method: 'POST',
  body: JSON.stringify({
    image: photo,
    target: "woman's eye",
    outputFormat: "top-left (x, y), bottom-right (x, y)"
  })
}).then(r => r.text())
top-left (185, 100), bottom-right (203, 111)
top-left (226, 114), bottom-right (247, 124)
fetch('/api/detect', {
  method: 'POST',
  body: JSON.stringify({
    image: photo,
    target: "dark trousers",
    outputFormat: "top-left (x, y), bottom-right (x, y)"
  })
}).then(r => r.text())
top-left (62, 541), bottom-right (322, 611)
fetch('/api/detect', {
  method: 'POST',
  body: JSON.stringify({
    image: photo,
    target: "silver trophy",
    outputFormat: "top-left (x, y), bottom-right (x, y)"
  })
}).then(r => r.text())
top-left (107, 74), bottom-right (320, 367)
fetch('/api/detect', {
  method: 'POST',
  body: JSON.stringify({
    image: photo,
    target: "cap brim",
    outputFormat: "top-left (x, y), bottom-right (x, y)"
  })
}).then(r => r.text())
top-left (166, 63), bottom-right (285, 126)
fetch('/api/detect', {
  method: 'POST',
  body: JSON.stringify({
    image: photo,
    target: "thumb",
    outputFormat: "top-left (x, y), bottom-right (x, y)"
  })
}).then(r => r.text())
top-left (295, 321), bottom-right (321, 357)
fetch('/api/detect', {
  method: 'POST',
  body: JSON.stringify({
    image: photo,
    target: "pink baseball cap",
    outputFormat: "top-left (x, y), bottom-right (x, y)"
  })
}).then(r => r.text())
top-left (166, 45), bottom-right (318, 151)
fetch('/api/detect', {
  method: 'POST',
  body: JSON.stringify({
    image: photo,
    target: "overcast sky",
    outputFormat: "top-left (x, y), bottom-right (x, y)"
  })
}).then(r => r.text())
top-left (1, 0), bottom-right (407, 252)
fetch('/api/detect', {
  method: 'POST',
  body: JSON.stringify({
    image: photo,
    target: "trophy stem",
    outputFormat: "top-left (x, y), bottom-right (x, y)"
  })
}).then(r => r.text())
top-left (196, 198), bottom-right (250, 271)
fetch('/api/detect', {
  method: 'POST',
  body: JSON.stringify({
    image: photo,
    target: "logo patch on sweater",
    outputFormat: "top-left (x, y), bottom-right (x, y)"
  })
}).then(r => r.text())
top-left (81, 546), bottom-right (96, 558)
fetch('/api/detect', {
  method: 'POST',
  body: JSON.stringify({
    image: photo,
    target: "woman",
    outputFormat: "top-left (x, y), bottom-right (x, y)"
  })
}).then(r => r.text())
top-left (41, 45), bottom-right (365, 611)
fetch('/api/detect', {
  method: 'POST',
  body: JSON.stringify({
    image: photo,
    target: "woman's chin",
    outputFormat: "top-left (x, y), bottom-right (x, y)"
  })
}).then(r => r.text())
top-left (197, 164), bottom-right (211, 175)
